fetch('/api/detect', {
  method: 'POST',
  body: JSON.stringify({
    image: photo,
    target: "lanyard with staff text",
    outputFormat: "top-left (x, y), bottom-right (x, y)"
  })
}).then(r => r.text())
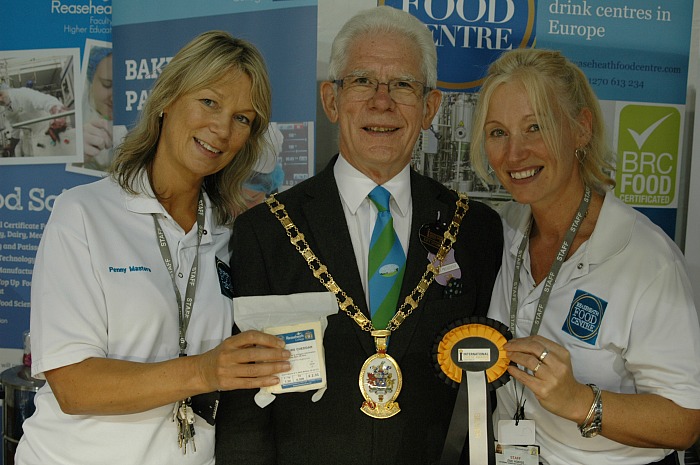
top-left (509, 186), bottom-right (590, 422)
top-left (152, 191), bottom-right (206, 357)
top-left (152, 191), bottom-right (206, 454)
top-left (509, 186), bottom-right (591, 338)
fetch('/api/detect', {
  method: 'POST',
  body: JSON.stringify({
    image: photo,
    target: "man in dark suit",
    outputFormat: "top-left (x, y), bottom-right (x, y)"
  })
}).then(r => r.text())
top-left (215, 5), bottom-right (503, 465)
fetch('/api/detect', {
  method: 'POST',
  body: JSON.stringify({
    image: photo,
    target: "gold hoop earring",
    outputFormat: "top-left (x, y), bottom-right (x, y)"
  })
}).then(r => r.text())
top-left (575, 147), bottom-right (587, 164)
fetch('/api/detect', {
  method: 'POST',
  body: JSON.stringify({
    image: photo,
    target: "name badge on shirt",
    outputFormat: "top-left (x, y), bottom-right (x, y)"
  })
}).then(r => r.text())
top-left (430, 249), bottom-right (461, 284)
top-left (495, 444), bottom-right (539, 465)
top-left (498, 419), bottom-right (536, 445)
top-left (496, 420), bottom-right (539, 465)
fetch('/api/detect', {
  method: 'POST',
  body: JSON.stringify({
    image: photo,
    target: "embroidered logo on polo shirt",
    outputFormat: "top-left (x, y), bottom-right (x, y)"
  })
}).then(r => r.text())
top-left (128, 265), bottom-right (152, 272)
top-left (216, 257), bottom-right (234, 299)
top-left (562, 290), bottom-right (607, 345)
top-left (108, 265), bottom-right (152, 273)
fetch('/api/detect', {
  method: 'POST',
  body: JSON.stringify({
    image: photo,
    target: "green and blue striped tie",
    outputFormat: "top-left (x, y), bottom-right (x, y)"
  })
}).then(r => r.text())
top-left (368, 186), bottom-right (406, 330)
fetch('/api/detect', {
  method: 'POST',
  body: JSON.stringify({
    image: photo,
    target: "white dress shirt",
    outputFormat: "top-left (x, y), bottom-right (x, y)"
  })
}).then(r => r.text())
top-left (333, 154), bottom-right (412, 307)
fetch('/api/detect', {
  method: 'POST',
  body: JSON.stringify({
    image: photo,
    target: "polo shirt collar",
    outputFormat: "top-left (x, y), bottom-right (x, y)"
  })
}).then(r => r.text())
top-left (585, 190), bottom-right (634, 265)
top-left (123, 170), bottom-right (164, 215)
top-left (121, 170), bottom-right (223, 240)
top-left (505, 190), bottom-right (634, 269)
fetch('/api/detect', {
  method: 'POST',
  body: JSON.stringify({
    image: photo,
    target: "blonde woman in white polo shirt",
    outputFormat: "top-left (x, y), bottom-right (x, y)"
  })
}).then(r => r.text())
top-left (471, 48), bottom-right (700, 465)
top-left (16, 31), bottom-right (290, 465)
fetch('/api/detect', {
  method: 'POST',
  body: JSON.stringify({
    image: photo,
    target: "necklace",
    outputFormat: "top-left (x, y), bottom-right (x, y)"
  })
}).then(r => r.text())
top-left (265, 192), bottom-right (468, 418)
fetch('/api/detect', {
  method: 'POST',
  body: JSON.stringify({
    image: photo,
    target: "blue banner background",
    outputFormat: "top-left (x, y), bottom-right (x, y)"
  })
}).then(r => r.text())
top-left (113, 6), bottom-right (318, 128)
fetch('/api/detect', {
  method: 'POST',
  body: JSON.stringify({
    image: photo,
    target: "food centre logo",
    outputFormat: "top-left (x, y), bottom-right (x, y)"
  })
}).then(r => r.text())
top-left (615, 104), bottom-right (681, 207)
top-left (381, 0), bottom-right (536, 90)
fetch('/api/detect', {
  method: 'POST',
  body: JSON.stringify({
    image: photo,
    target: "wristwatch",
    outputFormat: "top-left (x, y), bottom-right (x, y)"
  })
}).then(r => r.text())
top-left (579, 383), bottom-right (603, 438)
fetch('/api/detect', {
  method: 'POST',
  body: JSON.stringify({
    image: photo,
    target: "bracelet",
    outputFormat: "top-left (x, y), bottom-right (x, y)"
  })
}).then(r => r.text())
top-left (578, 384), bottom-right (599, 428)
top-left (578, 383), bottom-right (603, 438)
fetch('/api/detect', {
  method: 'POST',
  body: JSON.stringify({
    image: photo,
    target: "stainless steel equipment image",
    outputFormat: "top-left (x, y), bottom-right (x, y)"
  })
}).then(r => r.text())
top-left (411, 91), bottom-right (512, 207)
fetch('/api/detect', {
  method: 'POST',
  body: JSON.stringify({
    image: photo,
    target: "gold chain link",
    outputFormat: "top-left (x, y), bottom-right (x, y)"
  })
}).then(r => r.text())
top-left (265, 192), bottom-right (469, 332)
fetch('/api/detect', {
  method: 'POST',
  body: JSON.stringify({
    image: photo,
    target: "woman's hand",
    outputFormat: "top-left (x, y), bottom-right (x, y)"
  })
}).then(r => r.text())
top-left (504, 334), bottom-right (700, 449)
top-left (196, 330), bottom-right (291, 392)
top-left (504, 335), bottom-right (592, 424)
top-left (45, 330), bottom-right (291, 416)
top-left (83, 119), bottom-right (113, 158)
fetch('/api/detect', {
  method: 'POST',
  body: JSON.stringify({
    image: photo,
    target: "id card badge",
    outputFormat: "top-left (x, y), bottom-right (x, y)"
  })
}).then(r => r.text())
top-left (495, 444), bottom-right (539, 465)
top-left (498, 419), bottom-right (536, 445)
top-left (496, 420), bottom-right (539, 465)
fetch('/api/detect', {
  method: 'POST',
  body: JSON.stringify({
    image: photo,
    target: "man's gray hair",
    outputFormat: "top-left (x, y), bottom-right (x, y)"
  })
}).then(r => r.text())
top-left (328, 6), bottom-right (437, 87)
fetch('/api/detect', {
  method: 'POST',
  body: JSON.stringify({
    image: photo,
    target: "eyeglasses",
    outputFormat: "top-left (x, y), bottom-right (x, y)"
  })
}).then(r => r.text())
top-left (334, 76), bottom-right (430, 105)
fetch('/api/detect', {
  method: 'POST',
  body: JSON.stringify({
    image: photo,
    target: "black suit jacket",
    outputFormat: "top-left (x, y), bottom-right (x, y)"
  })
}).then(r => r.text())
top-left (216, 157), bottom-right (503, 465)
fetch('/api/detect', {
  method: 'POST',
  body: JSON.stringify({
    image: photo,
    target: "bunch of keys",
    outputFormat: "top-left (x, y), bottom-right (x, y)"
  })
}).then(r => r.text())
top-left (172, 398), bottom-right (196, 453)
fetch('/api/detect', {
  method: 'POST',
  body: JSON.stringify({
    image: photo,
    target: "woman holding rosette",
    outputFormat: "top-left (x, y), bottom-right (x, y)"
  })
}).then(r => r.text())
top-left (470, 47), bottom-right (700, 465)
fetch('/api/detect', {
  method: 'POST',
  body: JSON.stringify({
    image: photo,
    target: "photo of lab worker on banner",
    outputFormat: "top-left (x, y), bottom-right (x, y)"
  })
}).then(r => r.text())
top-left (0, 49), bottom-right (81, 163)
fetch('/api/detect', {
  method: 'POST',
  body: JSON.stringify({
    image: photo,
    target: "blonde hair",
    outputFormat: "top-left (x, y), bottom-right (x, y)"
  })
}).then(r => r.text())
top-left (110, 30), bottom-right (272, 224)
top-left (470, 48), bottom-right (614, 192)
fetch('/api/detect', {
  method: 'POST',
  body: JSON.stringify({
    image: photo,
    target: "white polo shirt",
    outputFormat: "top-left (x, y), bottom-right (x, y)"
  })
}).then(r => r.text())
top-left (16, 173), bottom-right (233, 465)
top-left (489, 191), bottom-right (700, 465)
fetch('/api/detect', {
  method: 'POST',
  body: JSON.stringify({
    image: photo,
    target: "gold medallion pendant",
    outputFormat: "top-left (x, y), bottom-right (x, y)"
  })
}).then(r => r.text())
top-left (359, 330), bottom-right (402, 418)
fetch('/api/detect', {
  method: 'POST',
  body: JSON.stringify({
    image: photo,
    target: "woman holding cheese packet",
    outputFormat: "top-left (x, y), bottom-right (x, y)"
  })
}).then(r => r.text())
top-left (15, 30), bottom-right (290, 465)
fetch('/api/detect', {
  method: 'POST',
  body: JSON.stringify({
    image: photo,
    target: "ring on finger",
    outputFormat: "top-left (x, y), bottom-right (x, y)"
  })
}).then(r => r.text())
top-left (533, 361), bottom-right (542, 375)
top-left (539, 348), bottom-right (549, 362)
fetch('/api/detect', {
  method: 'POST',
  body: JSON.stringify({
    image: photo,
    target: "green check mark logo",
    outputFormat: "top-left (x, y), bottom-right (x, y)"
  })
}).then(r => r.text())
top-left (627, 113), bottom-right (672, 149)
top-left (615, 104), bottom-right (680, 207)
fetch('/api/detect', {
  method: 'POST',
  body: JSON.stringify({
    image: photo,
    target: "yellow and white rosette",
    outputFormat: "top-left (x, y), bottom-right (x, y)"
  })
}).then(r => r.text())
top-left (432, 316), bottom-right (512, 465)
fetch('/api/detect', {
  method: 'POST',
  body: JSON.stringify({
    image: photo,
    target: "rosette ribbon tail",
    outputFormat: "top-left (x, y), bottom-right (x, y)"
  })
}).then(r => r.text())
top-left (439, 370), bottom-right (495, 465)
